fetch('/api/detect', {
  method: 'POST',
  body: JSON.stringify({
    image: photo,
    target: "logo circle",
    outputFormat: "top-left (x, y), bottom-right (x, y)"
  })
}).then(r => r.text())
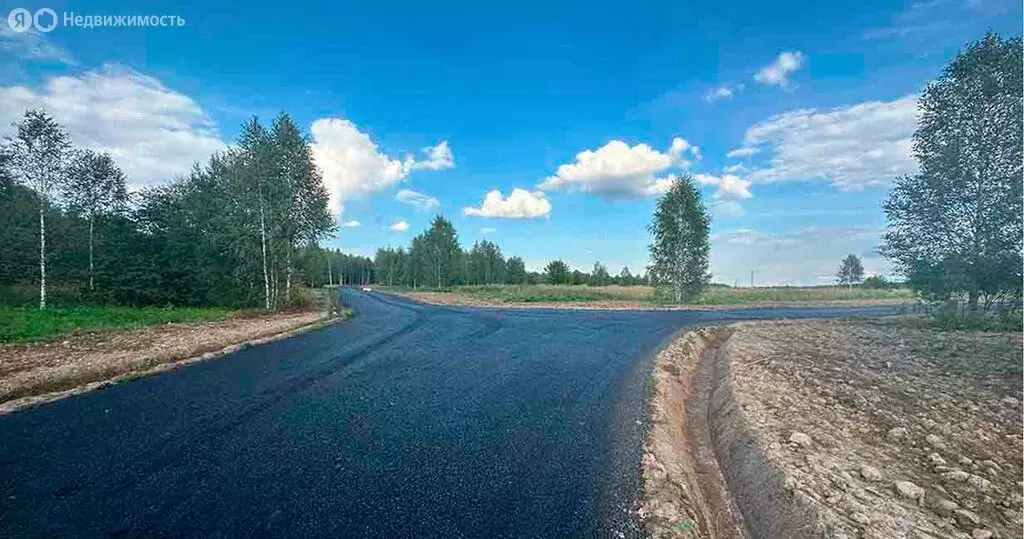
top-left (33, 8), bottom-right (57, 32)
top-left (7, 8), bottom-right (32, 33)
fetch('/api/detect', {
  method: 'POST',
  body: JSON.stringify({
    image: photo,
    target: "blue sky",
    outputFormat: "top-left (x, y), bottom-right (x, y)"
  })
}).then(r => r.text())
top-left (1, 0), bottom-right (1020, 284)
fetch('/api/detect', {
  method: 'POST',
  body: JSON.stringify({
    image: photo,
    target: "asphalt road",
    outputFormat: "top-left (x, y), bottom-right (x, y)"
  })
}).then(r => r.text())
top-left (0, 289), bottom-right (895, 537)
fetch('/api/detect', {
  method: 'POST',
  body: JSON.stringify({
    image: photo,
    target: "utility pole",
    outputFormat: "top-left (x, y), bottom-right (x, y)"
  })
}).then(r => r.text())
top-left (750, 269), bottom-right (755, 288)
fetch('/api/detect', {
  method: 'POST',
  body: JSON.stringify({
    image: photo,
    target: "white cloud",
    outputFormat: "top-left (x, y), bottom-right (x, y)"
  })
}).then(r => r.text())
top-left (395, 188), bottom-right (440, 210)
top-left (479, 227), bottom-right (496, 234)
top-left (463, 188), bottom-right (551, 219)
top-left (739, 94), bottom-right (919, 190)
top-left (340, 220), bottom-right (361, 228)
top-left (726, 147), bottom-right (759, 159)
top-left (704, 83), bottom-right (743, 102)
top-left (389, 219), bottom-right (409, 232)
top-left (0, 64), bottom-right (226, 187)
top-left (409, 141), bottom-right (454, 171)
top-left (693, 173), bottom-right (753, 200)
top-left (753, 51), bottom-right (805, 88)
top-left (310, 119), bottom-right (454, 215)
top-left (538, 137), bottom-right (699, 198)
top-left (0, 26), bottom-right (74, 64)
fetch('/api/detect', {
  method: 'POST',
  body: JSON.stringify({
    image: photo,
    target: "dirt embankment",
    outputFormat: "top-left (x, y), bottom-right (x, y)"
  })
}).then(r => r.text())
top-left (640, 319), bottom-right (1023, 539)
top-left (390, 290), bottom-right (911, 311)
top-left (0, 310), bottom-right (336, 413)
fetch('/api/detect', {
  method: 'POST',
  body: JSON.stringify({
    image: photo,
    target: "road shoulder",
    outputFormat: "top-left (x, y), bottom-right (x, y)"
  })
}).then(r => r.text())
top-left (0, 310), bottom-right (342, 414)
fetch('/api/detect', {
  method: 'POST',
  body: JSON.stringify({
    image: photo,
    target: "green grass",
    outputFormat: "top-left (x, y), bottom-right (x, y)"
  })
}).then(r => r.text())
top-left (0, 306), bottom-right (235, 344)
top-left (401, 284), bottom-right (916, 305)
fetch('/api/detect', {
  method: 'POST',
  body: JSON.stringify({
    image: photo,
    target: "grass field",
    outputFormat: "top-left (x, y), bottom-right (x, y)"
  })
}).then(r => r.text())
top-left (0, 306), bottom-right (236, 344)
top-left (415, 284), bottom-right (915, 305)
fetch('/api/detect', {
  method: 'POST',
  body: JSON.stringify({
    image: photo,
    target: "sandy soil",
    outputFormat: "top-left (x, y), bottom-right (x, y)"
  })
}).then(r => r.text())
top-left (728, 319), bottom-right (1022, 538)
top-left (391, 290), bottom-right (912, 311)
top-left (0, 311), bottom-right (330, 412)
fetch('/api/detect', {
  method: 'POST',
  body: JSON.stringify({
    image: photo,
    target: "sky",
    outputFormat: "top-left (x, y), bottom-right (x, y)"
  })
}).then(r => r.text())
top-left (0, 0), bottom-right (1020, 285)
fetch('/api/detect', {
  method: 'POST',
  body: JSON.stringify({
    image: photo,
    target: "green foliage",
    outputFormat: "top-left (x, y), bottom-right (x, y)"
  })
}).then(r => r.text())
top-left (836, 254), bottom-right (865, 287)
top-left (930, 302), bottom-right (1023, 332)
top-left (861, 275), bottom-right (895, 289)
top-left (0, 112), bottom-right (336, 311)
top-left (647, 175), bottom-right (711, 302)
top-left (544, 259), bottom-right (572, 284)
top-left (0, 306), bottom-right (234, 343)
top-left (506, 256), bottom-right (527, 284)
top-left (588, 261), bottom-right (609, 286)
top-left (881, 33), bottom-right (1023, 310)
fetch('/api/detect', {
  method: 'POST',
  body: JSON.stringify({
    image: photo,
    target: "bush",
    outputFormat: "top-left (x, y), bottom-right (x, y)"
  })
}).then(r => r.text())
top-left (930, 301), bottom-right (1022, 332)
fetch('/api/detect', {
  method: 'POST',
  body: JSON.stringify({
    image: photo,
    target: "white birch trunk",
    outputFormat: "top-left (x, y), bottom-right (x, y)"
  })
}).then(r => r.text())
top-left (259, 189), bottom-right (270, 310)
top-left (88, 215), bottom-right (94, 292)
top-left (39, 201), bottom-right (46, 309)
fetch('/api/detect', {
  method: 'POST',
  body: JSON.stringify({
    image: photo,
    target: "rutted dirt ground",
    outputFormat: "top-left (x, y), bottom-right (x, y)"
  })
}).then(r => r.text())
top-left (641, 318), bottom-right (1023, 539)
top-left (0, 311), bottom-right (330, 412)
top-left (390, 290), bottom-right (911, 311)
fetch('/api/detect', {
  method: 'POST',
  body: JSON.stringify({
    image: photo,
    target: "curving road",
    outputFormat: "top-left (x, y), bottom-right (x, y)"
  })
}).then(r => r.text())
top-left (0, 289), bottom-right (894, 537)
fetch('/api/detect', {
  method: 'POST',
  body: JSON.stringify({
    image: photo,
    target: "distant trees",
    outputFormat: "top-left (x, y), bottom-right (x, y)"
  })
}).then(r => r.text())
top-left (647, 175), bottom-right (711, 302)
top-left (506, 256), bottom-right (526, 284)
top-left (413, 216), bottom-right (462, 288)
top-left (466, 240), bottom-right (506, 285)
top-left (836, 254), bottom-right (865, 289)
top-left (588, 261), bottom-right (609, 286)
top-left (545, 259), bottom-right (571, 284)
top-left (881, 33), bottom-right (1023, 310)
top-left (4, 110), bottom-right (73, 308)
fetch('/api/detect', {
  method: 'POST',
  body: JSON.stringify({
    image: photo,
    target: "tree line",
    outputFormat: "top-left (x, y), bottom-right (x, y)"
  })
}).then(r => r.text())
top-left (1, 110), bottom-right (334, 309)
top-left (372, 216), bottom-right (649, 288)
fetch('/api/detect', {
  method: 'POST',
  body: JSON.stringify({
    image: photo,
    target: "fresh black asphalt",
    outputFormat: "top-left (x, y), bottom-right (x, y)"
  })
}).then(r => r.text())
top-left (0, 289), bottom-right (895, 537)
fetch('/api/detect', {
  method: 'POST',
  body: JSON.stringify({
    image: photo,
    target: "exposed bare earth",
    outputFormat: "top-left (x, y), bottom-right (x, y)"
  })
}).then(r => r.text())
top-left (0, 311), bottom-right (333, 413)
top-left (641, 319), bottom-right (1023, 539)
top-left (392, 290), bottom-right (911, 311)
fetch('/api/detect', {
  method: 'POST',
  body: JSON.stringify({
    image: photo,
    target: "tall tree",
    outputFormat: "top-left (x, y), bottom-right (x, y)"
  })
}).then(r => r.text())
top-left (65, 150), bottom-right (128, 292)
top-left (544, 259), bottom-right (571, 284)
top-left (271, 113), bottom-right (334, 303)
top-left (647, 174), bottom-right (711, 303)
top-left (836, 254), bottom-right (865, 289)
top-left (4, 110), bottom-right (73, 309)
top-left (238, 118), bottom-right (274, 309)
top-left (881, 33), bottom-right (1023, 309)
top-left (506, 256), bottom-right (526, 284)
top-left (412, 216), bottom-right (462, 288)
top-left (589, 261), bottom-right (609, 286)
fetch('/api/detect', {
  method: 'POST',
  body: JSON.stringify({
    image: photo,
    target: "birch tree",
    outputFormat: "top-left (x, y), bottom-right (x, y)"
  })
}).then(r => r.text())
top-left (647, 174), bottom-right (710, 303)
top-left (65, 150), bottom-right (128, 292)
top-left (4, 110), bottom-right (72, 309)
top-left (238, 118), bottom-right (273, 309)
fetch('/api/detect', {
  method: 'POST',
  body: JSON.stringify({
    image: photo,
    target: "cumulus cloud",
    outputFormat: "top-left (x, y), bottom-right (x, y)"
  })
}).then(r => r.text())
top-left (0, 64), bottom-right (226, 187)
top-left (704, 83), bottom-right (743, 102)
top-left (340, 220), bottom-right (361, 228)
top-left (694, 173), bottom-right (753, 200)
top-left (310, 119), bottom-right (454, 214)
top-left (395, 188), bottom-right (440, 210)
top-left (389, 219), bottom-right (409, 232)
top-left (753, 51), bottom-right (805, 88)
top-left (538, 138), bottom-right (699, 198)
top-left (739, 94), bottom-right (919, 190)
top-left (463, 188), bottom-right (551, 219)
